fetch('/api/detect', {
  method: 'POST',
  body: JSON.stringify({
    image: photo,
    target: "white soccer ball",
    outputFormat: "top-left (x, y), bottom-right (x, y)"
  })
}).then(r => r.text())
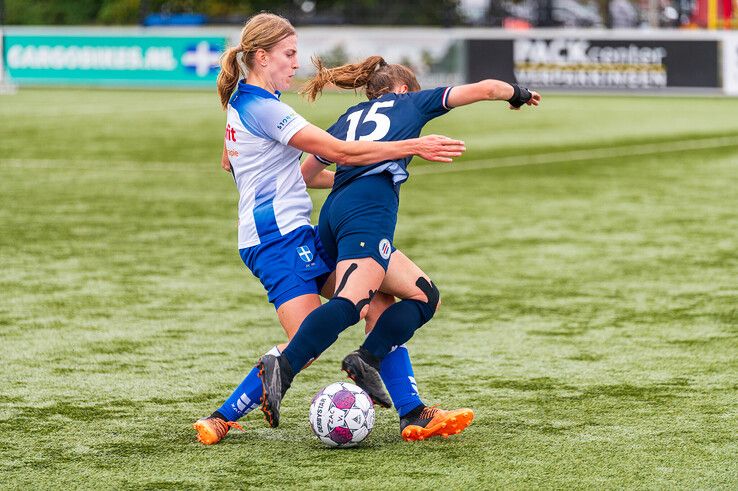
top-left (309, 382), bottom-right (375, 447)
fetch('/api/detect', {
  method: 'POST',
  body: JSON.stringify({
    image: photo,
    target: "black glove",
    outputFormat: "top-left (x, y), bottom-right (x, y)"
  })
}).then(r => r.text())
top-left (507, 83), bottom-right (533, 108)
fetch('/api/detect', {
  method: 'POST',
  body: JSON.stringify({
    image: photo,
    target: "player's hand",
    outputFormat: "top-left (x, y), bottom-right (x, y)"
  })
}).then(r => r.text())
top-left (509, 90), bottom-right (541, 110)
top-left (416, 134), bottom-right (466, 163)
top-left (221, 155), bottom-right (232, 172)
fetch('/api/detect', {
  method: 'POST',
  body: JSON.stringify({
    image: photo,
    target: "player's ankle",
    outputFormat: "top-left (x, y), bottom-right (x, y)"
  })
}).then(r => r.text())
top-left (357, 346), bottom-right (382, 371)
top-left (401, 403), bottom-right (425, 420)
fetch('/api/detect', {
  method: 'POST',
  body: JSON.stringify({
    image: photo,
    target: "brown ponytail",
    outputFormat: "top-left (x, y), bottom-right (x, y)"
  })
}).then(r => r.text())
top-left (216, 13), bottom-right (296, 110)
top-left (301, 56), bottom-right (421, 102)
top-left (301, 55), bottom-right (387, 102)
top-left (217, 46), bottom-right (241, 109)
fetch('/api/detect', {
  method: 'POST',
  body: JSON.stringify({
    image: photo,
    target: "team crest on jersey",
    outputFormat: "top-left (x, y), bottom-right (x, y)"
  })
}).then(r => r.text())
top-left (297, 246), bottom-right (314, 262)
top-left (378, 239), bottom-right (391, 260)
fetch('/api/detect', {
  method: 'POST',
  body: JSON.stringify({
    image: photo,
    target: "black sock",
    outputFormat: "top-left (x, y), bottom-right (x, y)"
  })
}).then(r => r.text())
top-left (210, 410), bottom-right (227, 421)
top-left (403, 403), bottom-right (426, 420)
top-left (282, 297), bottom-right (360, 374)
top-left (362, 299), bottom-right (433, 359)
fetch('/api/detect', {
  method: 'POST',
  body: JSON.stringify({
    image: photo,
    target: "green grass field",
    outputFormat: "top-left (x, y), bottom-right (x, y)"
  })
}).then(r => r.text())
top-left (1, 88), bottom-right (737, 489)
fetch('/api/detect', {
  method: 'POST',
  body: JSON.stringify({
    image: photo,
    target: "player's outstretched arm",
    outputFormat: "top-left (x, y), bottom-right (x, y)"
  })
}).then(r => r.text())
top-left (446, 80), bottom-right (541, 110)
top-left (289, 124), bottom-right (465, 166)
top-left (301, 154), bottom-right (334, 189)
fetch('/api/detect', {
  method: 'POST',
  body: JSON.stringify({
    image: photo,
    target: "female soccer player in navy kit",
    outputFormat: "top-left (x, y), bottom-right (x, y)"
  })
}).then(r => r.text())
top-left (192, 13), bottom-right (465, 445)
top-left (259, 57), bottom-right (541, 440)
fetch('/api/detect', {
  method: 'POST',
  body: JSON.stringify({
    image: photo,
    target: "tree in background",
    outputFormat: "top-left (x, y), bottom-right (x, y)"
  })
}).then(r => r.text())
top-left (4, 0), bottom-right (462, 26)
top-left (6, 0), bottom-right (109, 24)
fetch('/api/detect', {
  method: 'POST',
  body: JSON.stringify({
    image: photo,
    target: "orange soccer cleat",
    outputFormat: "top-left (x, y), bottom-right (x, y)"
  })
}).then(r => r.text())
top-left (193, 417), bottom-right (244, 445)
top-left (400, 405), bottom-right (474, 441)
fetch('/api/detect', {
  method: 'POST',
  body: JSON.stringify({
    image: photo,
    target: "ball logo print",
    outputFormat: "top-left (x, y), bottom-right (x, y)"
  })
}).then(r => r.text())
top-left (309, 382), bottom-right (375, 447)
top-left (378, 239), bottom-right (391, 260)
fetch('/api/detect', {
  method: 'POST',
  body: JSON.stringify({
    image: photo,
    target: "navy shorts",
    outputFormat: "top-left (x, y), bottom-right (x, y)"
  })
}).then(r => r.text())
top-left (240, 225), bottom-right (335, 309)
top-left (318, 172), bottom-right (399, 271)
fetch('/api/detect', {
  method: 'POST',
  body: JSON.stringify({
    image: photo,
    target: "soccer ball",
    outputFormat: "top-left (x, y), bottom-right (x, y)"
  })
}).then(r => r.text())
top-left (309, 382), bottom-right (375, 447)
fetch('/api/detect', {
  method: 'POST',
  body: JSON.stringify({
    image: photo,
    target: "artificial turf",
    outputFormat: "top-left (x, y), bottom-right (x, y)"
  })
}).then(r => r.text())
top-left (1, 88), bottom-right (736, 489)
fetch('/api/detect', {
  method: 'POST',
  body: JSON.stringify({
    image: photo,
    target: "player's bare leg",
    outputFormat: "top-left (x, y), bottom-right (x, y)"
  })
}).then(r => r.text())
top-left (365, 291), bottom-right (395, 334)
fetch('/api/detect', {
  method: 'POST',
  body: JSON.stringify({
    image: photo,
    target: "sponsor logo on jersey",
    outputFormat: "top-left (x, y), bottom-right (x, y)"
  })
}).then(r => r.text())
top-left (297, 245), bottom-right (314, 262)
top-left (277, 112), bottom-right (297, 130)
top-left (225, 123), bottom-right (236, 142)
top-left (378, 239), bottom-right (391, 260)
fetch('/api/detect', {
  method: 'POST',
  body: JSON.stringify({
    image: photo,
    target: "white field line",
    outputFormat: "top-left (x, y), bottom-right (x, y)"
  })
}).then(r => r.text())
top-left (1, 135), bottom-right (737, 175)
top-left (0, 102), bottom-right (216, 117)
top-left (411, 135), bottom-right (738, 176)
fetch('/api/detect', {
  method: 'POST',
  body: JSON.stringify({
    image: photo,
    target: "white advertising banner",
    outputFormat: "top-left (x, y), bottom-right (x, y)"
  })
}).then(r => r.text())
top-left (724, 34), bottom-right (738, 96)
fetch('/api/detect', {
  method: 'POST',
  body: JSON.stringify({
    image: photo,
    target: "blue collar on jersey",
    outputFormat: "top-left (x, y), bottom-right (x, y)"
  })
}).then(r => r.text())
top-left (237, 81), bottom-right (281, 100)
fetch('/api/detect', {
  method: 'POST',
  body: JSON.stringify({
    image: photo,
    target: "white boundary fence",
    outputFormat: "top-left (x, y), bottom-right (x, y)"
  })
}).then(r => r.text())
top-left (724, 33), bottom-right (738, 95)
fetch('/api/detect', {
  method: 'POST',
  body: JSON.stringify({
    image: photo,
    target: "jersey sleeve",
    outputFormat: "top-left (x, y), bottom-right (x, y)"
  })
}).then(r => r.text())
top-left (250, 99), bottom-right (309, 146)
top-left (408, 87), bottom-right (453, 123)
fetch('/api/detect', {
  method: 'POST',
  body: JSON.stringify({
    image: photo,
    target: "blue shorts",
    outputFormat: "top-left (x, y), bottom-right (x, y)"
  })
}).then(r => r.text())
top-left (240, 225), bottom-right (335, 309)
top-left (318, 172), bottom-right (399, 271)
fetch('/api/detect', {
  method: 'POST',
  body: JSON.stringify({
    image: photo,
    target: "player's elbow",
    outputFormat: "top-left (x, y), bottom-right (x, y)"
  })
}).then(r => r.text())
top-left (331, 152), bottom-right (352, 165)
top-left (325, 144), bottom-right (353, 165)
top-left (302, 175), bottom-right (316, 187)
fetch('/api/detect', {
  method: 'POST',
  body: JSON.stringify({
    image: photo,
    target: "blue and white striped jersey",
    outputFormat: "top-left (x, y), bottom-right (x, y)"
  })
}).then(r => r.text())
top-left (225, 82), bottom-right (310, 248)
top-left (316, 87), bottom-right (452, 191)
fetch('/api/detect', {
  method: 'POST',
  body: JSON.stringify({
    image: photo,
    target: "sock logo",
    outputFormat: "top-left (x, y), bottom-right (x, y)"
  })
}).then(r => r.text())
top-left (408, 376), bottom-right (418, 396)
top-left (236, 393), bottom-right (258, 413)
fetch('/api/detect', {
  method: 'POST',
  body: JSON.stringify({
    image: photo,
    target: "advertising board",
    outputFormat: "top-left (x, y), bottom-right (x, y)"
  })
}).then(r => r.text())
top-left (3, 34), bottom-right (226, 87)
top-left (466, 37), bottom-right (720, 90)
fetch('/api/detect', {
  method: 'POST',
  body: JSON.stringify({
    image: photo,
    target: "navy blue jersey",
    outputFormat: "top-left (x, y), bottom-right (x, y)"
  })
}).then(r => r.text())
top-left (315, 87), bottom-right (452, 191)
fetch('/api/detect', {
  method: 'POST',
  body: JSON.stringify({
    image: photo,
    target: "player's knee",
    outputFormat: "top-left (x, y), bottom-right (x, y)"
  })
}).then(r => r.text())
top-left (414, 277), bottom-right (440, 323)
top-left (334, 290), bottom-right (376, 320)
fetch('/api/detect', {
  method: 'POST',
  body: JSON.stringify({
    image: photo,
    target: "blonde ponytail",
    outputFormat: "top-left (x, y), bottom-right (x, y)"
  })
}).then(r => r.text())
top-left (217, 46), bottom-right (241, 109)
